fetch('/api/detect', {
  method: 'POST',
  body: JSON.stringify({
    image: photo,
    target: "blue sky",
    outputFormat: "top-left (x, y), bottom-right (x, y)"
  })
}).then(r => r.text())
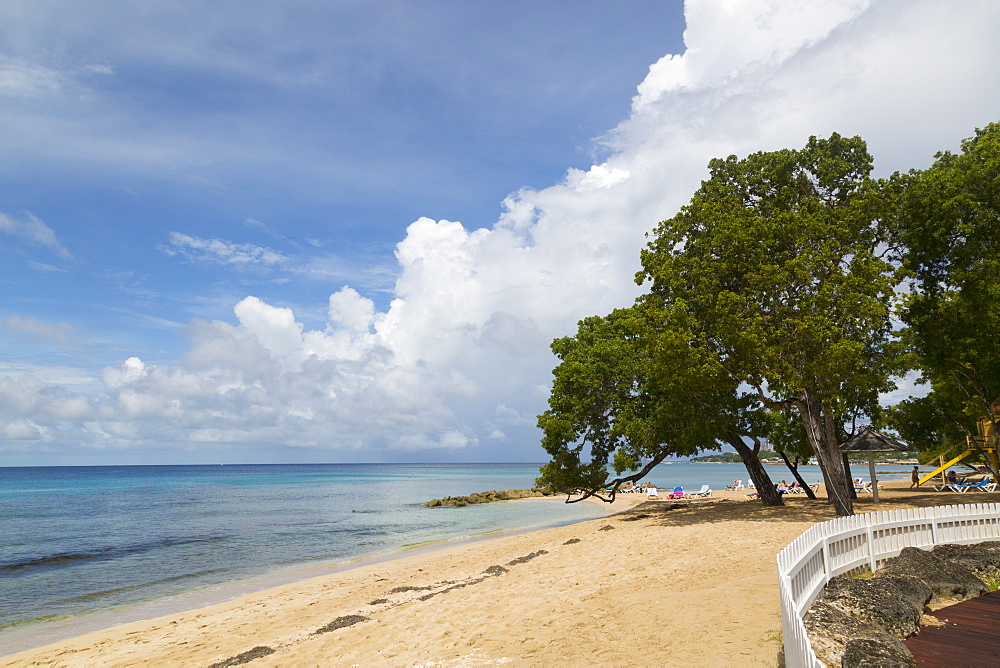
top-left (2, 1), bottom-right (682, 363)
top-left (2, 0), bottom-right (999, 466)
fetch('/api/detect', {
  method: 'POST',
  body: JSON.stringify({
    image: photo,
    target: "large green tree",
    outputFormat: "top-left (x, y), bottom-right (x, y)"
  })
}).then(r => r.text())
top-left (537, 303), bottom-right (785, 506)
top-left (638, 133), bottom-right (901, 516)
top-left (886, 123), bottom-right (1000, 460)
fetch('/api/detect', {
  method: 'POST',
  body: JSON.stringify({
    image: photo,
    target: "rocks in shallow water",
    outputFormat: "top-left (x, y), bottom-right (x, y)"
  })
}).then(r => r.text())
top-left (803, 599), bottom-right (916, 667)
top-left (822, 575), bottom-right (930, 638)
top-left (424, 488), bottom-right (557, 507)
top-left (878, 546), bottom-right (989, 603)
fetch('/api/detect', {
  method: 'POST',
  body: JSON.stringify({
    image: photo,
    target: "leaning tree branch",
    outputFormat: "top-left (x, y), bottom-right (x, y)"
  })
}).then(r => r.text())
top-left (565, 450), bottom-right (672, 504)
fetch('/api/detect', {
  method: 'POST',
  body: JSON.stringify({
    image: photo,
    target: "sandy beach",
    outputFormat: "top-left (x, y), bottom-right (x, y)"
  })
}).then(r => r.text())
top-left (4, 479), bottom-right (985, 667)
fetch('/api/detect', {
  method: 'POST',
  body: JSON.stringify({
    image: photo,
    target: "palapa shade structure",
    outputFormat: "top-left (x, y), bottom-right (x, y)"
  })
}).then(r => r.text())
top-left (839, 427), bottom-right (910, 503)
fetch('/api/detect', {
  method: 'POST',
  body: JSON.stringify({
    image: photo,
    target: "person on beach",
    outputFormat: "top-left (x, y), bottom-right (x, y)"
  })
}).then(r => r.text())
top-left (910, 466), bottom-right (919, 487)
top-left (947, 470), bottom-right (958, 485)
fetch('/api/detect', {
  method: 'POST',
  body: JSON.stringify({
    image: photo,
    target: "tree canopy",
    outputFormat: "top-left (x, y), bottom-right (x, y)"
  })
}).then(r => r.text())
top-left (537, 125), bottom-right (997, 517)
top-left (885, 123), bottom-right (1000, 460)
top-left (537, 301), bottom-right (786, 505)
top-left (637, 133), bottom-right (900, 515)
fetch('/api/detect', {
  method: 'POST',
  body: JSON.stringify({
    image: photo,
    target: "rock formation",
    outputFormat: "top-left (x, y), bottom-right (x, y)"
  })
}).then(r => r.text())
top-left (803, 540), bottom-right (1000, 667)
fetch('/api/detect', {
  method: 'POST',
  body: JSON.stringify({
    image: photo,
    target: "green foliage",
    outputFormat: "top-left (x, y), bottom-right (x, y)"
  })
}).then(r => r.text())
top-left (640, 133), bottom-right (899, 416)
top-left (537, 126), bottom-right (1000, 512)
top-left (764, 409), bottom-right (814, 459)
top-left (638, 133), bottom-right (902, 515)
top-left (884, 394), bottom-right (968, 459)
top-left (536, 305), bottom-right (733, 495)
top-left (536, 307), bottom-right (657, 493)
top-left (886, 123), bottom-right (1000, 451)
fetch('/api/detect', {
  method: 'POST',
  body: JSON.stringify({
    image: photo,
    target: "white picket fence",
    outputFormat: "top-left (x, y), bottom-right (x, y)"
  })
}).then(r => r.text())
top-left (776, 503), bottom-right (1000, 667)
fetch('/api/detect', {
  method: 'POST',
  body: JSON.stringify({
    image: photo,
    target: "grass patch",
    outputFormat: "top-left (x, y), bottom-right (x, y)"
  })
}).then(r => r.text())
top-left (759, 629), bottom-right (782, 648)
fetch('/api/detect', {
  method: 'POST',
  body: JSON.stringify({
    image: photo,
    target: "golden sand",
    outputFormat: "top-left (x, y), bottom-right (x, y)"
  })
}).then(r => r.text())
top-left (4, 479), bottom-right (982, 667)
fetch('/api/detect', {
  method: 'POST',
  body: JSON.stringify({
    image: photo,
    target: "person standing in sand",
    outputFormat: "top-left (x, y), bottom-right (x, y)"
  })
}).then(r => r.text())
top-left (910, 466), bottom-right (919, 488)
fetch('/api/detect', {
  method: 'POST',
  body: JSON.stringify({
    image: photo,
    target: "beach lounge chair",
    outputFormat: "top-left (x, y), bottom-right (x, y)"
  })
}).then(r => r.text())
top-left (725, 480), bottom-right (743, 491)
top-left (646, 487), bottom-right (658, 498)
top-left (687, 484), bottom-right (712, 498)
top-left (855, 477), bottom-right (883, 492)
top-left (668, 486), bottom-right (685, 499)
top-left (854, 480), bottom-right (885, 494)
top-left (744, 491), bottom-right (759, 500)
top-left (963, 477), bottom-right (996, 492)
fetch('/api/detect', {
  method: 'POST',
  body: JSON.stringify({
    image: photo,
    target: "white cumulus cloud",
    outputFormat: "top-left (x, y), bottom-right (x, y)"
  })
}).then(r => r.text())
top-left (1, 0), bottom-right (998, 460)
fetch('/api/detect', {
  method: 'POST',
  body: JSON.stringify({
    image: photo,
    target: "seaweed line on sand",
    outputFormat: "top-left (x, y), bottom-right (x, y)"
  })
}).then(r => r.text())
top-left (207, 546), bottom-right (557, 665)
top-left (208, 645), bottom-right (276, 667)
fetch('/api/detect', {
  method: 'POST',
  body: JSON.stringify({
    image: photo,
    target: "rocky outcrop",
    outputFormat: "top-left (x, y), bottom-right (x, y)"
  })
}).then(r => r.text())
top-left (803, 599), bottom-right (917, 668)
top-left (878, 546), bottom-right (989, 604)
top-left (804, 542), bottom-right (999, 666)
top-left (840, 636), bottom-right (920, 668)
top-left (931, 540), bottom-right (1000, 586)
top-left (821, 575), bottom-right (931, 638)
top-left (424, 488), bottom-right (557, 507)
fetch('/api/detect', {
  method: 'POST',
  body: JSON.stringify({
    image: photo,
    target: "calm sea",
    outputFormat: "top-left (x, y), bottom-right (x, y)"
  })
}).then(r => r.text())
top-left (0, 460), bottom-right (907, 655)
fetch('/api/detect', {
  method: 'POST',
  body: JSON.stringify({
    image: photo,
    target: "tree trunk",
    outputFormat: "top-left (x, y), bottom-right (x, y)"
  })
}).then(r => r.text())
top-left (796, 388), bottom-right (854, 516)
top-left (842, 454), bottom-right (857, 499)
top-left (779, 450), bottom-right (816, 500)
top-left (726, 433), bottom-right (784, 506)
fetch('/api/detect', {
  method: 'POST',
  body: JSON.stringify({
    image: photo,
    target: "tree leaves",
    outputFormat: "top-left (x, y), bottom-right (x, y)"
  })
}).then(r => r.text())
top-left (886, 122), bottom-right (1000, 452)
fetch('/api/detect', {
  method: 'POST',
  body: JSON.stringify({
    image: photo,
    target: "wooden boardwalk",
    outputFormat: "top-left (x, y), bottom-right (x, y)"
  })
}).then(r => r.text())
top-left (904, 590), bottom-right (1000, 667)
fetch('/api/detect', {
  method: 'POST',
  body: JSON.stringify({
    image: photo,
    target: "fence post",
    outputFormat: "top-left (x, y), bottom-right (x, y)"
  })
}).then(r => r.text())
top-left (866, 525), bottom-right (876, 572)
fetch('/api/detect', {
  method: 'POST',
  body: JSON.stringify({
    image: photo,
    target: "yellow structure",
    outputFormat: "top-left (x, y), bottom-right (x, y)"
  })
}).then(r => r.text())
top-left (916, 416), bottom-right (999, 487)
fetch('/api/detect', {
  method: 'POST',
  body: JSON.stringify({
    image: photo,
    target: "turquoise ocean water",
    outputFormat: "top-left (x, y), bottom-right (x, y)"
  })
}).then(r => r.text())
top-left (0, 461), bottom-right (907, 655)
